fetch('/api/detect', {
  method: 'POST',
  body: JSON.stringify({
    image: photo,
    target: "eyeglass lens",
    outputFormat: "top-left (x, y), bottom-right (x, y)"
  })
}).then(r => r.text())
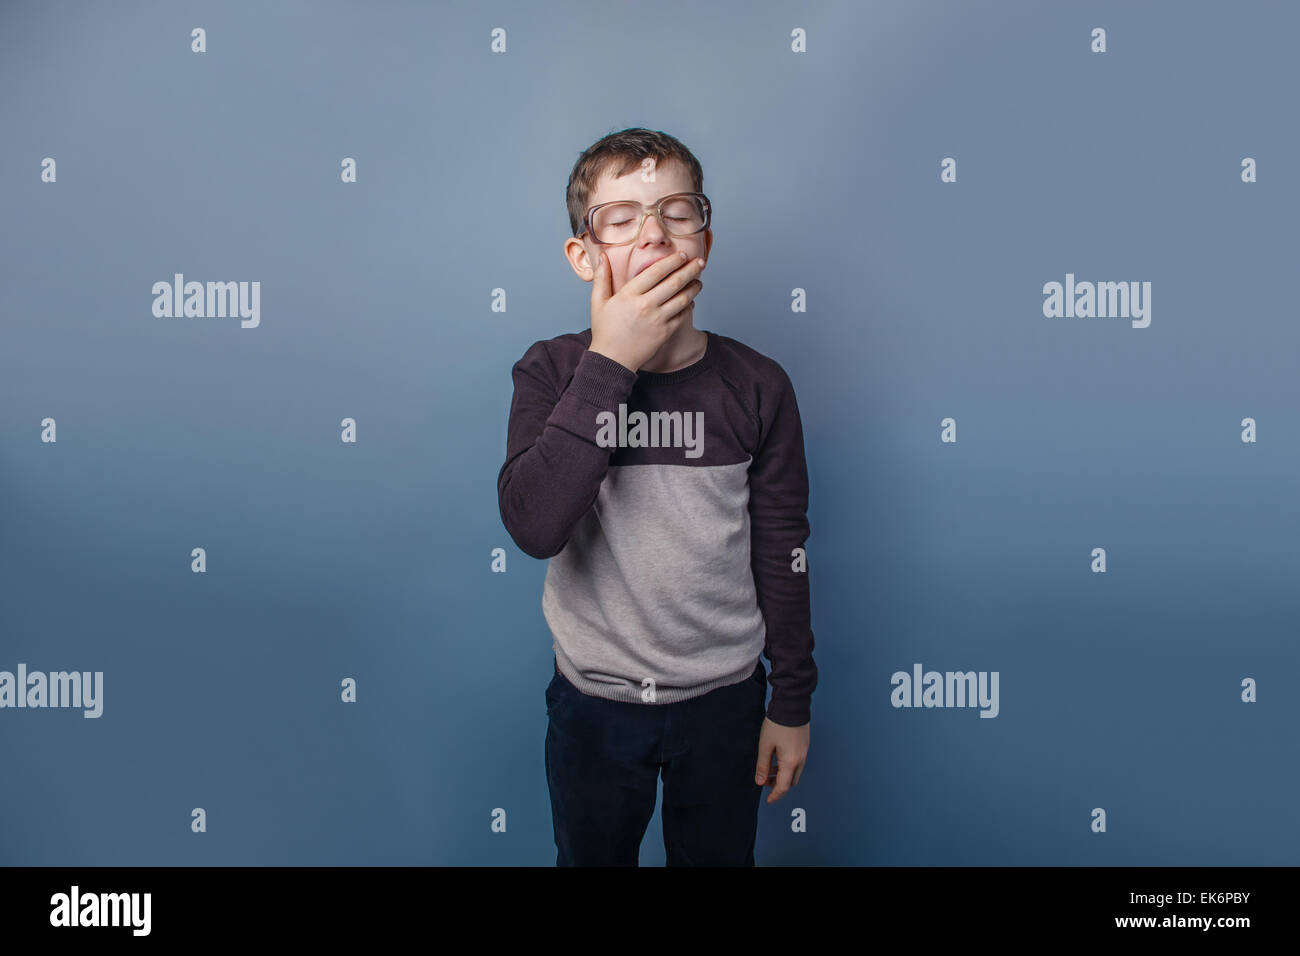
top-left (591, 195), bottom-right (707, 243)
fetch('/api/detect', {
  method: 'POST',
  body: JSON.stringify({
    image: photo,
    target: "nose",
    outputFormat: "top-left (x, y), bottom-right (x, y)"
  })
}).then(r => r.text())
top-left (639, 210), bottom-right (671, 244)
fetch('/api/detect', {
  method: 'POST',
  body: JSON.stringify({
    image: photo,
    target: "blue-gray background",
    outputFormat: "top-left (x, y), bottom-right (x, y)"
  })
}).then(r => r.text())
top-left (2, 0), bottom-right (1296, 865)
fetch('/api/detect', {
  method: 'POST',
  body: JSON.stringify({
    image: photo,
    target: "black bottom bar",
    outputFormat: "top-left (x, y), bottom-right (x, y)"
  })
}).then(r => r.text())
top-left (1, 865), bottom-right (1283, 941)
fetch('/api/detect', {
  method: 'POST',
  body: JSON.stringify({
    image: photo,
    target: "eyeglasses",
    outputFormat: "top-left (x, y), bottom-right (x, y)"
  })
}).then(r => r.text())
top-left (579, 192), bottom-right (711, 245)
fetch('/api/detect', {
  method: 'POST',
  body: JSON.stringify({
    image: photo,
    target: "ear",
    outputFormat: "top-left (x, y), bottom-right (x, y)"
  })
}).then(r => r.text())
top-left (563, 236), bottom-right (597, 280)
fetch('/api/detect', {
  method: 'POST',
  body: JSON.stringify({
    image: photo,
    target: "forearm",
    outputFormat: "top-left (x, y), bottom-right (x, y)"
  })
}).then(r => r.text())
top-left (498, 348), bottom-right (637, 558)
top-left (753, 533), bottom-right (817, 727)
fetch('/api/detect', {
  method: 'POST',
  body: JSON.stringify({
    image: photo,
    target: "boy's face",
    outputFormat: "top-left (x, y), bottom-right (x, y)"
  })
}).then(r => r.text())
top-left (565, 159), bottom-right (713, 292)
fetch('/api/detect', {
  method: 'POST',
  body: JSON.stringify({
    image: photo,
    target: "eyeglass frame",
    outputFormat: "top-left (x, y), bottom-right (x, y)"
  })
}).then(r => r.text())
top-left (578, 191), bottom-right (712, 245)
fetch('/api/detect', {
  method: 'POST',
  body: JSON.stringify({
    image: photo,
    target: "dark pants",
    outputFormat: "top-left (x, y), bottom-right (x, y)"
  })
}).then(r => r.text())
top-left (544, 657), bottom-right (767, 866)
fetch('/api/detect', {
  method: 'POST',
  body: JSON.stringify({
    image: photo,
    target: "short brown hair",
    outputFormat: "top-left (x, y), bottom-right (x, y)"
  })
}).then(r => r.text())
top-left (566, 127), bottom-right (705, 238)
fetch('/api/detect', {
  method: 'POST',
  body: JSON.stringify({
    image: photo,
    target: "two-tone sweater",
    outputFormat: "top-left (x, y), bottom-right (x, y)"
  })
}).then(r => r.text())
top-left (497, 327), bottom-right (817, 727)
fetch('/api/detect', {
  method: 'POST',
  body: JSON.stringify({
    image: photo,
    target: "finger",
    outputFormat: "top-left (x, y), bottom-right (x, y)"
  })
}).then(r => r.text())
top-left (590, 250), bottom-right (612, 304)
top-left (634, 251), bottom-right (703, 302)
top-left (766, 759), bottom-right (795, 804)
top-left (754, 744), bottom-right (775, 786)
top-left (656, 279), bottom-right (702, 320)
top-left (792, 762), bottom-right (804, 788)
top-left (646, 262), bottom-right (704, 311)
top-left (664, 303), bottom-right (692, 328)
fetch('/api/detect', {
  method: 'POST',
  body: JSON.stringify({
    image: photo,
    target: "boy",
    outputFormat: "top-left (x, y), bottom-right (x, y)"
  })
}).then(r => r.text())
top-left (497, 128), bottom-right (816, 866)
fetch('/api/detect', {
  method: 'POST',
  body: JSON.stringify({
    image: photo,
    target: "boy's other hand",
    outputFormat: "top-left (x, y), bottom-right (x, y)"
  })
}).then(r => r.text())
top-left (755, 718), bottom-right (809, 804)
top-left (588, 250), bottom-right (705, 372)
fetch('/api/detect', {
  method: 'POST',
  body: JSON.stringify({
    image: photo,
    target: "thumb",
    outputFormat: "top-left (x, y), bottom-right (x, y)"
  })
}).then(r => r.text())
top-left (591, 250), bottom-right (612, 303)
top-left (755, 743), bottom-right (776, 786)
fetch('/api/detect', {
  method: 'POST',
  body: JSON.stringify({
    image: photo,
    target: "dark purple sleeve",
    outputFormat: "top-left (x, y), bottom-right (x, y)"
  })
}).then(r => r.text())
top-left (748, 366), bottom-right (818, 727)
top-left (498, 341), bottom-right (639, 559)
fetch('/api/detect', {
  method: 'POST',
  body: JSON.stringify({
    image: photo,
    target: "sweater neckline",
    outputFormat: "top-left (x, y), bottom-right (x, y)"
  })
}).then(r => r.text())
top-left (631, 329), bottom-right (715, 385)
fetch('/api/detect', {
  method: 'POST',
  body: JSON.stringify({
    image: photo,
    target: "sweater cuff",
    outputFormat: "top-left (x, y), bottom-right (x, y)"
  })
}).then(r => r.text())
top-left (567, 349), bottom-right (638, 410)
top-left (765, 696), bottom-right (811, 728)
